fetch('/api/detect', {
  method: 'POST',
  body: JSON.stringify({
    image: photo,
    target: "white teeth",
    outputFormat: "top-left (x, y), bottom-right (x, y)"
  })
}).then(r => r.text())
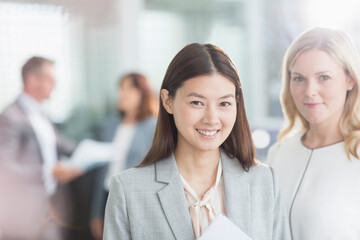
top-left (197, 129), bottom-right (217, 136)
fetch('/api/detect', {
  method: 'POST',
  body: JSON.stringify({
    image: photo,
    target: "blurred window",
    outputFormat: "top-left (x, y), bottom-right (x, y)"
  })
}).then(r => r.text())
top-left (0, 2), bottom-right (72, 122)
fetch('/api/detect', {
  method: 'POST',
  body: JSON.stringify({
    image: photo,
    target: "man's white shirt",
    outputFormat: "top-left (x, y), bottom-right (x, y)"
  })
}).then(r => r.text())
top-left (18, 93), bottom-right (58, 195)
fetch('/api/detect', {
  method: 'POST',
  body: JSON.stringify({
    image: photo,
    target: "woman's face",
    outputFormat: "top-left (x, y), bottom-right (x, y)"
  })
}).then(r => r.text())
top-left (118, 77), bottom-right (142, 114)
top-left (290, 49), bottom-right (354, 128)
top-left (162, 74), bottom-right (237, 153)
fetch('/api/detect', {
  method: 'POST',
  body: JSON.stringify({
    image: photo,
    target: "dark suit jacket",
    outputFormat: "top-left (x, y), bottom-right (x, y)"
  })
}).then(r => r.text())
top-left (0, 99), bottom-right (77, 239)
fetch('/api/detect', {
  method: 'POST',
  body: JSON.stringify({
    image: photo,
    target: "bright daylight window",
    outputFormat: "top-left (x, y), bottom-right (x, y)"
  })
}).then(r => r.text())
top-left (0, 2), bottom-right (72, 122)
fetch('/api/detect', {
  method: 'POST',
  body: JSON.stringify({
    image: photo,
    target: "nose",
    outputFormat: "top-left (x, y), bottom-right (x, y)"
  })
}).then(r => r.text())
top-left (202, 105), bottom-right (220, 126)
top-left (304, 79), bottom-right (318, 97)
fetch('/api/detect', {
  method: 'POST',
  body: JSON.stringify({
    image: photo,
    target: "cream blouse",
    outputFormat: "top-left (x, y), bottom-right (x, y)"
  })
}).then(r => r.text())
top-left (180, 160), bottom-right (226, 239)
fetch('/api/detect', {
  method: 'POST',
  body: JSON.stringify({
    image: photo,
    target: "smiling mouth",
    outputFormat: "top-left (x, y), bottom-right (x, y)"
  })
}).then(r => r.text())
top-left (196, 129), bottom-right (220, 136)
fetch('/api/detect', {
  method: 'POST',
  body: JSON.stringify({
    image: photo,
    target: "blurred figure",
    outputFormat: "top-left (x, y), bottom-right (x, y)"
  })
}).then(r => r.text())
top-left (90, 73), bottom-right (157, 240)
top-left (0, 56), bottom-right (84, 240)
top-left (268, 28), bottom-right (360, 239)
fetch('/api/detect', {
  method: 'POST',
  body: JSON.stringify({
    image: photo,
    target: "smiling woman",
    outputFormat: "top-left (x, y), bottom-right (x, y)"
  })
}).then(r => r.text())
top-left (268, 27), bottom-right (360, 240)
top-left (103, 43), bottom-right (290, 240)
top-left (162, 74), bottom-right (237, 164)
top-left (289, 49), bottom-right (354, 132)
top-left (140, 43), bottom-right (254, 171)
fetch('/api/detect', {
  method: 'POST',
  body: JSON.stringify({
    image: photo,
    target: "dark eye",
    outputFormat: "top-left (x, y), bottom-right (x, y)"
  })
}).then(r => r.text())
top-left (191, 101), bottom-right (204, 106)
top-left (319, 75), bottom-right (330, 81)
top-left (219, 102), bottom-right (231, 107)
top-left (293, 76), bottom-right (304, 82)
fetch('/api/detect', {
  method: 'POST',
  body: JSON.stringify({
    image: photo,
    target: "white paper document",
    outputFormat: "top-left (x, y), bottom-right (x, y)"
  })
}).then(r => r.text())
top-left (62, 139), bottom-right (114, 170)
top-left (198, 214), bottom-right (252, 240)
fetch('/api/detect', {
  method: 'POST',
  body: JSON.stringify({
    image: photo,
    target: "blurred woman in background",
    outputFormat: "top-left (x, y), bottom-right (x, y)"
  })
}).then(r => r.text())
top-left (90, 73), bottom-right (157, 240)
top-left (268, 28), bottom-right (360, 239)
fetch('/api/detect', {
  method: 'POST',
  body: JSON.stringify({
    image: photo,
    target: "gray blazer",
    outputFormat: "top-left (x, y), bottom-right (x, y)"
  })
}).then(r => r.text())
top-left (0, 99), bottom-right (77, 239)
top-left (103, 152), bottom-right (290, 240)
top-left (91, 115), bottom-right (157, 218)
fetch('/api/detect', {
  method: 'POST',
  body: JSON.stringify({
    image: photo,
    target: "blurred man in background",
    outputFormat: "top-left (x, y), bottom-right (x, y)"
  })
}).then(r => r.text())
top-left (0, 56), bottom-right (83, 240)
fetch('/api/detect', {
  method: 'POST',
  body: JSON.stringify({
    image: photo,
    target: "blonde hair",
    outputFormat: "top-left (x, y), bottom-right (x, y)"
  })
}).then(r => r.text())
top-left (279, 27), bottom-right (360, 159)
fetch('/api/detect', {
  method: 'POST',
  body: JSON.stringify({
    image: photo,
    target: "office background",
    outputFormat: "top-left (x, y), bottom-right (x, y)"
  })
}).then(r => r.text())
top-left (1, 0), bottom-right (360, 160)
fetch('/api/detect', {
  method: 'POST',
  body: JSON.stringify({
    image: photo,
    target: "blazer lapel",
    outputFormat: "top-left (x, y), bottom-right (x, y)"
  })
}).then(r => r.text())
top-left (156, 155), bottom-right (195, 240)
top-left (15, 100), bottom-right (44, 163)
top-left (222, 152), bottom-right (251, 235)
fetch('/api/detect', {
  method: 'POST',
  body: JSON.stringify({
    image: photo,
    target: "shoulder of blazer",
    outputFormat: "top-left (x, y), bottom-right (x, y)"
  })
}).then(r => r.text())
top-left (246, 160), bottom-right (276, 189)
top-left (110, 163), bottom-right (160, 195)
top-left (0, 100), bottom-right (32, 129)
top-left (1, 100), bottom-right (24, 119)
top-left (221, 151), bottom-right (273, 185)
top-left (112, 155), bottom-right (175, 189)
top-left (221, 151), bottom-right (270, 174)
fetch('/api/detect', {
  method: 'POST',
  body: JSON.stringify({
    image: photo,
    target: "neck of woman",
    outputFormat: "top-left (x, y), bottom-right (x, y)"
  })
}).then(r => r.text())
top-left (174, 144), bottom-right (220, 196)
top-left (303, 122), bottom-right (343, 149)
top-left (122, 111), bottom-right (138, 125)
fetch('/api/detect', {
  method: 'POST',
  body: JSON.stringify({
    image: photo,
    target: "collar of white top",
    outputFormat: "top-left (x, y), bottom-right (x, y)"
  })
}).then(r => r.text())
top-left (18, 92), bottom-right (44, 115)
top-left (180, 158), bottom-right (222, 202)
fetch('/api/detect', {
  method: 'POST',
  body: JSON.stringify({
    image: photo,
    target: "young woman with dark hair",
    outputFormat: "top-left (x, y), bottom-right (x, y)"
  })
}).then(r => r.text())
top-left (104, 44), bottom-right (290, 240)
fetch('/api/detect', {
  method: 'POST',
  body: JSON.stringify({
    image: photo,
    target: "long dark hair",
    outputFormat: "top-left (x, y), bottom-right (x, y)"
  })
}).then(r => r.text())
top-left (118, 73), bottom-right (157, 121)
top-left (139, 43), bottom-right (255, 170)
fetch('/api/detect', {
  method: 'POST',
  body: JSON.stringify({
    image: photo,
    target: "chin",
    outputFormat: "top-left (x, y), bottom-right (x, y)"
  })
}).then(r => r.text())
top-left (41, 96), bottom-right (50, 101)
top-left (305, 117), bottom-right (326, 125)
top-left (194, 143), bottom-right (222, 152)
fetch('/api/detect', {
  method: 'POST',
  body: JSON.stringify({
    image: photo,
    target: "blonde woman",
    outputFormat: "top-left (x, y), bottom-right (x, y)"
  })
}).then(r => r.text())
top-left (268, 27), bottom-right (360, 239)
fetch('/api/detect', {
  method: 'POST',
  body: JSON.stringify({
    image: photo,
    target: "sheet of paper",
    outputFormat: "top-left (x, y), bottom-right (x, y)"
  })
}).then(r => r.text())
top-left (199, 214), bottom-right (252, 240)
top-left (62, 139), bottom-right (114, 170)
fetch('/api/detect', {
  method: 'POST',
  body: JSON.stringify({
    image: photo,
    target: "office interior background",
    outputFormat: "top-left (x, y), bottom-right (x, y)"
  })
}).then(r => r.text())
top-left (1, 0), bottom-right (360, 160)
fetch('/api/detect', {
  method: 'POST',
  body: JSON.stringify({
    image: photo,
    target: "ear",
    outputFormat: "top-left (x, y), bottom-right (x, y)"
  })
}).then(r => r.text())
top-left (346, 75), bottom-right (355, 91)
top-left (160, 89), bottom-right (173, 114)
top-left (23, 73), bottom-right (36, 90)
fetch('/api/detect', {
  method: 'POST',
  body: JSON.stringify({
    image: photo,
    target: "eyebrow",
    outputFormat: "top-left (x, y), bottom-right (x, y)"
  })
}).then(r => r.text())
top-left (219, 94), bottom-right (235, 99)
top-left (292, 71), bottom-right (331, 76)
top-left (186, 93), bottom-right (235, 99)
top-left (315, 71), bottom-right (331, 75)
